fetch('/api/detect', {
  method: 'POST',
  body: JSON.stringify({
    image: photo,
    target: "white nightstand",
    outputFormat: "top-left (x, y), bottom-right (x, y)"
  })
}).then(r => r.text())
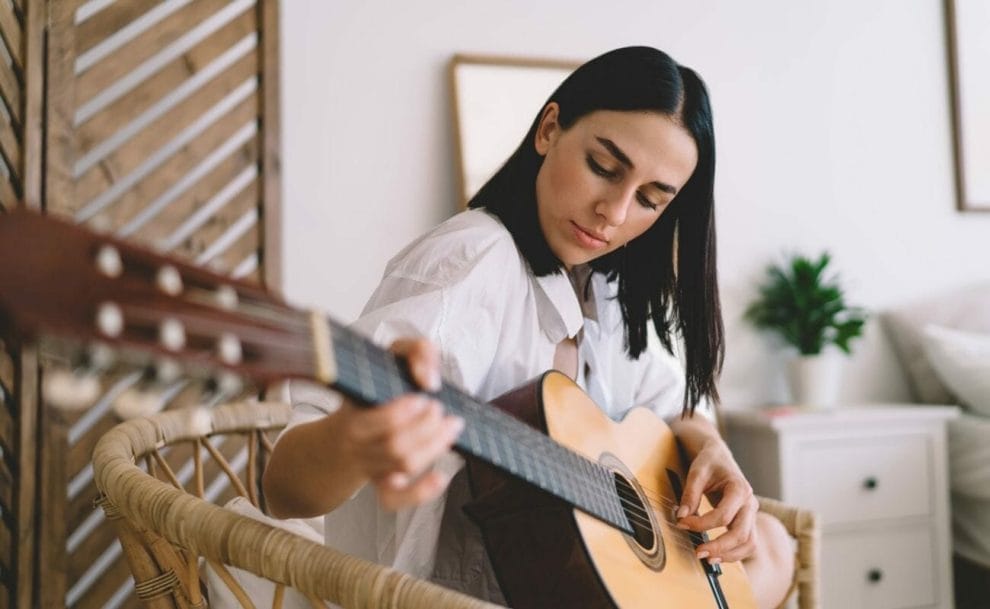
top-left (723, 405), bottom-right (958, 609)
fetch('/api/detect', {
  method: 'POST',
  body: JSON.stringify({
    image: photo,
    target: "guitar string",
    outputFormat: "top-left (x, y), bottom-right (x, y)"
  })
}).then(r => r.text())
top-left (185, 293), bottom-right (720, 547)
top-left (331, 337), bottom-right (720, 546)
top-left (326, 324), bottom-right (713, 536)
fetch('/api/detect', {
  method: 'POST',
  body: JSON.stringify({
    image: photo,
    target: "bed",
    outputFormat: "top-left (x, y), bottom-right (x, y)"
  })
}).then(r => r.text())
top-left (882, 283), bottom-right (990, 606)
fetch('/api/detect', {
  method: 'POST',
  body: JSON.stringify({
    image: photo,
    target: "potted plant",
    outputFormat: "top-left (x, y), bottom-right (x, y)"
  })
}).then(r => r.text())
top-left (745, 252), bottom-right (867, 407)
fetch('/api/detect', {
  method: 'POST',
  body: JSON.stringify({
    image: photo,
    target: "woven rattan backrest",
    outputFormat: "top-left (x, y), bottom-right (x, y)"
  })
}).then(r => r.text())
top-left (92, 401), bottom-right (503, 609)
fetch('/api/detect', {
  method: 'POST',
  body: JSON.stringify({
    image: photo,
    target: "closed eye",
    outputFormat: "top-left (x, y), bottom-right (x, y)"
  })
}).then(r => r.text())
top-left (637, 193), bottom-right (659, 211)
top-left (586, 155), bottom-right (618, 179)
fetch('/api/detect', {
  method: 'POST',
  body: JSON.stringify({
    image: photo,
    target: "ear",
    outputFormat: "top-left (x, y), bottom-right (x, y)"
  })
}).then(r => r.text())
top-left (534, 102), bottom-right (561, 156)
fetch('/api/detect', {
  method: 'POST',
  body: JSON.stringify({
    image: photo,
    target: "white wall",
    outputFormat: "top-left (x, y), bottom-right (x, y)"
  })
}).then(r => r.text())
top-left (280, 0), bottom-right (990, 408)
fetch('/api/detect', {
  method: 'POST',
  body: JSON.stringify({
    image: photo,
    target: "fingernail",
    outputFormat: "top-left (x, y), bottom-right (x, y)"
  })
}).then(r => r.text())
top-left (387, 472), bottom-right (409, 487)
top-left (676, 505), bottom-right (689, 518)
top-left (696, 550), bottom-right (709, 560)
top-left (710, 557), bottom-right (722, 565)
top-left (450, 416), bottom-right (465, 434)
top-left (430, 370), bottom-right (442, 392)
top-left (413, 396), bottom-right (429, 412)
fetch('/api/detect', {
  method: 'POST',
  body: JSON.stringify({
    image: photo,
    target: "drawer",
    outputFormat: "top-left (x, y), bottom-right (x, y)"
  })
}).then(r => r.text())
top-left (822, 525), bottom-right (936, 609)
top-left (794, 434), bottom-right (931, 525)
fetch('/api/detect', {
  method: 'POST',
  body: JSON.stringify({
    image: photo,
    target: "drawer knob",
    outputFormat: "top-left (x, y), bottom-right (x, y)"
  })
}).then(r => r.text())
top-left (863, 476), bottom-right (879, 490)
top-left (867, 568), bottom-right (884, 583)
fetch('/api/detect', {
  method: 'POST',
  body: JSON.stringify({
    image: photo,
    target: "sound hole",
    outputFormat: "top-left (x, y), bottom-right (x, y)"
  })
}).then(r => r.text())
top-left (614, 472), bottom-right (655, 551)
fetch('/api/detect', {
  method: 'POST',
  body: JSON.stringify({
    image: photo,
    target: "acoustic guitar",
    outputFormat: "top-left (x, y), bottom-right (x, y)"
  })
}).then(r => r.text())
top-left (0, 209), bottom-right (756, 609)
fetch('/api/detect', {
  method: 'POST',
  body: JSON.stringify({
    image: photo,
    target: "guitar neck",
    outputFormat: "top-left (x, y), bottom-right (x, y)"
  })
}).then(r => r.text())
top-left (325, 317), bottom-right (633, 535)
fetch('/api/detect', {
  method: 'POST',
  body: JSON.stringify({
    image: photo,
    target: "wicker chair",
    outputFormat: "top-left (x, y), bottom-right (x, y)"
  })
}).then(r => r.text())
top-left (92, 401), bottom-right (819, 609)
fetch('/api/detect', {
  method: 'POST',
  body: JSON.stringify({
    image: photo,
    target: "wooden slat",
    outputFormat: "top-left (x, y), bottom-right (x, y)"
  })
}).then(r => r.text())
top-left (239, 267), bottom-right (260, 283)
top-left (76, 0), bottom-right (234, 108)
top-left (67, 479), bottom-right (100, 536)
top-left (72, 554), bottom-right (139, 609)
top-left (0, 173), bottom-right (17, 210)
top-left (75, 49), bottom-right (258, 205)
top-left (202, 223), bottom-right (258, 272)
top-left (130, 136), bottom-right (258, 243)
top-left (75, 0), bottom-right (160, 56)
top-left (0, 452), bottom-right (11, 509)
top-left (67, 414), bottom-right (117, 482)
top-left (0, 58), bottom-right (21, 128)
top-left (37, 404), bottom-right (68, 609)
top-left (68, 516), bottom-right (121, 585)
top-left (43, 0), bottom-right (77, 216)
top-left (78, 94), bottom-right (257, 221)
top-left (0, 116), bottom-right (21, 181)
top-left (0, 0), bottom-right (22, 72)
top-left (13, 345), bottom-right (38, 609)
top-left (20, 0), bottom-right (43, 209)
top-left (0, 398), bottom-right (11, 453)
top-left (77, 6), bottom-right (257, 155)
top-left (258, 0), bottom-right (281, 292)
top-left (175, 179), bottom-right (258, 261)
top-left (0, 347), bottom-right (12, 390)
top-left (0, 518), bottom-right (10, 572)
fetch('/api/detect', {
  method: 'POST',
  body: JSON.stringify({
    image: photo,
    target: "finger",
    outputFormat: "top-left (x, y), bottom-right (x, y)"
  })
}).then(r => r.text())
top-left (675, 463), bottom-right (709, 521)
top-left (390, 338), bottom-right (441, 392)
top-left (375, 469), bottom-right (452, 511)
top-left (366, 410), bottom-right (464, 477)
top-left (349, 395), bottom-right (432, 441)
top-left (681, 480), bottom-right (751, 531)
top-left (695, 497), bottom-right (758, 562)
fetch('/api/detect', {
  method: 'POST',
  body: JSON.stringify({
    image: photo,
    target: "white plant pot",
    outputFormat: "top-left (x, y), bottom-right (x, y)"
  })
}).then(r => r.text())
top-left (787, 352), bottom-right (841, 408)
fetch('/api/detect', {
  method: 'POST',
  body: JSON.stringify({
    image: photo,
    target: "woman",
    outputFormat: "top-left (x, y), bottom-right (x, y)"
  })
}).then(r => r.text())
top-left (264, 46), bottom-right (794, 608)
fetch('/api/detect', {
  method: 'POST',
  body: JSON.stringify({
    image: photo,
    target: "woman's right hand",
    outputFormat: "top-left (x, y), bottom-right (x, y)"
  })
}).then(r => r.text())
top-left (335, 338), bottom-right (464, 511)
top-left (263, 338), bottom-right (464, 518)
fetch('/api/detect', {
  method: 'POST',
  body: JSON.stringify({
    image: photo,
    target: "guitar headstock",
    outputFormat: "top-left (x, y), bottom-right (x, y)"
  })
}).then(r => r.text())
top-left (0, 209), bottom-right (320, 394)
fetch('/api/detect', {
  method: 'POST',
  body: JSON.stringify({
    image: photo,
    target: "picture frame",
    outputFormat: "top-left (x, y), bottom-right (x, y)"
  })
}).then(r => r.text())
top-left (449, 54), bottom-right (580, 207)
top-left (945, 0), bottom-right (990, 212)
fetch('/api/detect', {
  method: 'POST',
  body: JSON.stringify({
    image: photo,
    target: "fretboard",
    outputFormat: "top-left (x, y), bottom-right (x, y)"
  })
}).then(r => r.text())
top-left (326, 317), bottom-right (633, 535)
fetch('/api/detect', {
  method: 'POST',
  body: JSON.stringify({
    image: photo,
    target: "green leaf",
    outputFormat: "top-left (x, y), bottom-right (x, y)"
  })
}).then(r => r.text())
top-left (745, 251), bottom-right (866, 355)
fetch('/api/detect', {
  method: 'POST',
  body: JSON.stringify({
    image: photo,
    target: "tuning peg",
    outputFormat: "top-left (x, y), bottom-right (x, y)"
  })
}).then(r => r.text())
top-left (95, 244), bottom-right (123, 278)
top-left (206, 370), bottom-right (243, 400)
top-left (43, 370), bottom-right (101, 411)
top-left (215, 285), bottom-right (238, 310)
top-left (112, 359), bottom-right (184, 420)
top-left (42, 345), bottom-right (116, 411)
top-left (217, 333), bottom-right (242, 365)
top-left (156, 265), bottom-right (183, 296)
top-left (96, 302), bottom-right (124, 338)
top-left (159, 318), bottom-right (186, 351)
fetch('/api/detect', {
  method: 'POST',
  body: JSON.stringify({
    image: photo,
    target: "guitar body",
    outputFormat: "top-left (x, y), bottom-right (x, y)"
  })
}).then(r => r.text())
top-left (465, 371), bottom-right (758, 609)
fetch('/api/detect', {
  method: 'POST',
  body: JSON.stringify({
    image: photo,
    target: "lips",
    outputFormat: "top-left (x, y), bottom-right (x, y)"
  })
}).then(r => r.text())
top-left (570, 221), bottom-right (609, 249)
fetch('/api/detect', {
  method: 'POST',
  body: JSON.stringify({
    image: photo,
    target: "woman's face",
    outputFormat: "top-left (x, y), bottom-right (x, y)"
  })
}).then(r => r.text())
top-left (534, 103), bottom-right (698, 270)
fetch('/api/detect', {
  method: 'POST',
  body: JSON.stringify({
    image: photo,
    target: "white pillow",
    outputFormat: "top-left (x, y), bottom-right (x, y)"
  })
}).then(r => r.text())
top-left (921, 325), bottom-right (990, 416)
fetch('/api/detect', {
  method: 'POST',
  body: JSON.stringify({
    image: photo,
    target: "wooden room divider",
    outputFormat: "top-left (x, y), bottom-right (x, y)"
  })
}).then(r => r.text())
top-left (0, 1), bottom-right (281, 607)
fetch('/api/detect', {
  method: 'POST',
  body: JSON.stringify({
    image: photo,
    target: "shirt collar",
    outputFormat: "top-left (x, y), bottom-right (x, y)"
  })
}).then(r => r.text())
top-left (533, 270), bottom-right (584, 343)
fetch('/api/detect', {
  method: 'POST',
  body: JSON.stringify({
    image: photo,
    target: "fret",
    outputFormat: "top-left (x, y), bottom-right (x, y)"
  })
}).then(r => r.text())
top-left (484, 429), bottom-right (503, 467)
top-left (502, 436), bottom-right (519, 477)
top-left (465, 424), bottom-right (483, 456)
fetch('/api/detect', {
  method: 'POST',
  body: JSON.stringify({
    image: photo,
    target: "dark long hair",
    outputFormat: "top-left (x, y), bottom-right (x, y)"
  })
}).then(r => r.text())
top-left (468, 46), bottom-right (723, 414)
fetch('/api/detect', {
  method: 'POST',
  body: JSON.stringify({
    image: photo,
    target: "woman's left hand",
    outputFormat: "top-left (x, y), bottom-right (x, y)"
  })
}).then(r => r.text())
top-left (673, 434), bottom-right (759, 564)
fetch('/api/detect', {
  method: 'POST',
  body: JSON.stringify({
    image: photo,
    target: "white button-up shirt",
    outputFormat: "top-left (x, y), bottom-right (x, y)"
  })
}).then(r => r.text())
top-left (281, 208), bottom-right (692, 596)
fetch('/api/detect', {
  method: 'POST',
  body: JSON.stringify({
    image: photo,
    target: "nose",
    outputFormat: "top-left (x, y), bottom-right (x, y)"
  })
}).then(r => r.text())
top-left (594, 186), bottom-right (636, 227)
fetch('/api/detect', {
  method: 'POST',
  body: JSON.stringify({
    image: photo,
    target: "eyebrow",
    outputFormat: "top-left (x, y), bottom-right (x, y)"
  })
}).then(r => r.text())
top-left (595, 136), bottom-right (678, 195)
